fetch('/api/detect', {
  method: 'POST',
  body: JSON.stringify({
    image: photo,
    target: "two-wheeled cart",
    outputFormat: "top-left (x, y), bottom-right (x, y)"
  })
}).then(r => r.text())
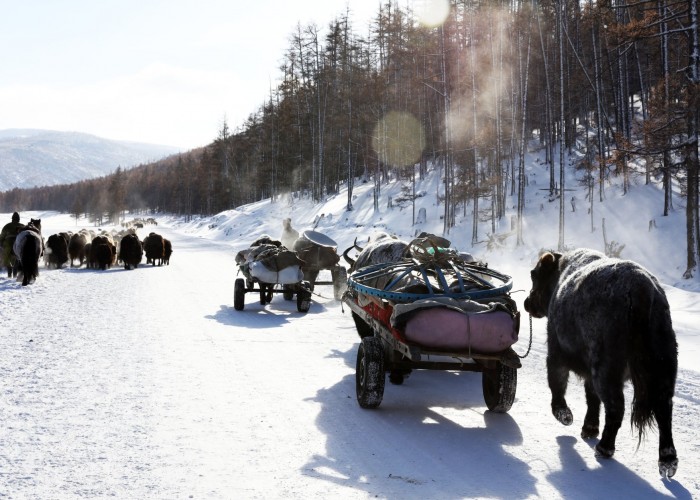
top-left (343, 242), bottom-right (521, 412)
top-left (234, 240), bottom-right (312, 313)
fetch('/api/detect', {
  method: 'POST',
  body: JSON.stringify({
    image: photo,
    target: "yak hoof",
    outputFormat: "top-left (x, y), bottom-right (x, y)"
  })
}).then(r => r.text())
top-left (581, 423), bottom-right (599, 439)
top-left (553, 406), bottom-right (573, 426)
top-left (659, 455), bottom-right (678, 479)
top-left (595, 442), bottom-right (615, 458)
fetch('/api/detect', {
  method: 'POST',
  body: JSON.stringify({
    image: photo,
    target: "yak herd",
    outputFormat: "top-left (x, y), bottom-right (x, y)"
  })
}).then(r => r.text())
top-left (1, 217), bottom-right (172, 286)
top-left (1, 214), bottom-right (682, 477)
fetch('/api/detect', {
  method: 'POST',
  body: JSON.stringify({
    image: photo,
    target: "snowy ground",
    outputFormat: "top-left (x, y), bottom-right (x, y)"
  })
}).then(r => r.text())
top-left (1, 156), bottom-right (699, 499)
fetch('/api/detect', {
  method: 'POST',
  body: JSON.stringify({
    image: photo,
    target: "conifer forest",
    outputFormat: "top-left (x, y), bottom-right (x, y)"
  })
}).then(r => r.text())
top-left (1, 0), bottom-right (698, 273)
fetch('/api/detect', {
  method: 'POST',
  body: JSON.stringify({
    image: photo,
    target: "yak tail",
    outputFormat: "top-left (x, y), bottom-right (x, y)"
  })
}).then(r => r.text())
top-left (628, 287), bottom-right (678, 445)
top-left (20, 233), bottom-right (40, 286)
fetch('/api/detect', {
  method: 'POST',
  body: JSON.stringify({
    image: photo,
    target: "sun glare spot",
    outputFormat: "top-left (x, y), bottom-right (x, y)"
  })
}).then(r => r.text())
top-left (415, 0), bottom-right (451, 28)
top-left (372, 111), bottom-right (426, 168)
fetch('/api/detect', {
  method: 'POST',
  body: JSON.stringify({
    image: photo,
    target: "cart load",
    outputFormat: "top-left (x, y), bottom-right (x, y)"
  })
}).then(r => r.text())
top-left (293, 229), bottom-right (347, 299)
top-left (235, 236), bottom-right (304, 285)
top-left (233, 236), bottom-right (311, 313)
top-left (391, 297), bottom-right (518, 353)
top-left (343, 233), bottom-right (522, 412)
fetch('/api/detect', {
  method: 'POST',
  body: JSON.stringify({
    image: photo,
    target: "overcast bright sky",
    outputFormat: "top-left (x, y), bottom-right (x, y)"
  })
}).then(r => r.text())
top-left (0, 1), bottom-right (380, 150)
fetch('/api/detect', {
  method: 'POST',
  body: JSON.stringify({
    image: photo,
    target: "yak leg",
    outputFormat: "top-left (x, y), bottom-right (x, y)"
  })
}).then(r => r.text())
top-left (592, 365), bottom-right (625, 458)
top-left (547, 352), bottom-right (573, 426)
top-left (581, 378), bottom-right (601, 439)
top-left (655, 387), bottom-right (678, 478)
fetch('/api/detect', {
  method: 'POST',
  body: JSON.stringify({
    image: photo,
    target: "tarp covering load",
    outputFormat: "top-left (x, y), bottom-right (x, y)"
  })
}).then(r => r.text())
top-left (293, 230), bottom-right (340, 271)
top-left (390, 296), bottom-right (519, 352)
top-left (346, 233), bottom-right (519, 353)
top-left (236, 236), bottom-right (304, 285)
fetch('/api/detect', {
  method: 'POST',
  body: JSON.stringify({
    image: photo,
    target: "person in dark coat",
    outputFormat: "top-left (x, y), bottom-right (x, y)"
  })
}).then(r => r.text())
top-left (0, 212), bottom-right (24, 275)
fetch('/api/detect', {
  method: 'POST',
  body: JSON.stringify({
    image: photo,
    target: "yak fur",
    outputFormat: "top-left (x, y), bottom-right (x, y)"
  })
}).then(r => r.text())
top-left (46, 233), bottom-right (70, 269)
top-left (523, 248), bottom-right (678, 478)
top-left (144, 232), bottom-right (165, 266)
top-left (69, 232), bottom-right (88, 267)
top-left (12, 219), bottom-right (43, 286)
top-left (118, 233), bottom-right (143, 270)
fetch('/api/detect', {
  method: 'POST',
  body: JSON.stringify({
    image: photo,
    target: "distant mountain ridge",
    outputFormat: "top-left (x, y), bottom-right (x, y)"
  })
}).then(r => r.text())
top-left (0, 129), bottom-right (180, 191)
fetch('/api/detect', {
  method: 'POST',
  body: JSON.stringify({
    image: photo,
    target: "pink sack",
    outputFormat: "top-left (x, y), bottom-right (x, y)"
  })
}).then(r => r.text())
top-left (402, 306), bottom-right (518, 353)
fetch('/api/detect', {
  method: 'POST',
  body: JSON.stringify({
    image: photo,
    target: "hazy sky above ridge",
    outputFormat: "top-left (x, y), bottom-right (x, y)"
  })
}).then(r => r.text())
top-left (0, 1), bottom-right (379, 150)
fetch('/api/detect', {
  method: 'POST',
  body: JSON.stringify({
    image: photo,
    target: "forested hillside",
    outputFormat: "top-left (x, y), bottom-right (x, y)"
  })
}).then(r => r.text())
top-left (1, 0), bottom-right (698, 273)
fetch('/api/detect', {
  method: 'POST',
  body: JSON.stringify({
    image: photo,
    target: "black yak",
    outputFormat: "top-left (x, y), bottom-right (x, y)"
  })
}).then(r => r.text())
top-left (144, 232), bottom-right (165, 266)
top-left (12, 219), bottom-right (43, 286)
top-left (163, 238), bottom-right (172, 265)
top-left (118, 233), bottom-right (143, 270)
top-left (46, 233), bottom-right (70, 269)
top-left (90, 235), bottom-right (114, 271)
top-left (524, 248), bottom-right (678, 478)
top-left (69, 232), bottom-right (88, 267)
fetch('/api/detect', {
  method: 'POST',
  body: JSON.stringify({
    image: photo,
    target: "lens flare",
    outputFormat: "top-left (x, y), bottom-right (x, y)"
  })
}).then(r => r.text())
top-left (415, 0), bottom-right (451, 28)
top-left (372, 111), bottom-right (426, 168)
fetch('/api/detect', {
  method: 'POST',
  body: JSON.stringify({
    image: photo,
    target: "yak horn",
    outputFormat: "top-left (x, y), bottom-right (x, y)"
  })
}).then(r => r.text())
top-left (342, 237), bottom-right (358, 267)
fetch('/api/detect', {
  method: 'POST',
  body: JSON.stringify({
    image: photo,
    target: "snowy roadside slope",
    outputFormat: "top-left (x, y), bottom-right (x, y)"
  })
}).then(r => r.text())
top-left (0, 213), bottom-right (698, 499)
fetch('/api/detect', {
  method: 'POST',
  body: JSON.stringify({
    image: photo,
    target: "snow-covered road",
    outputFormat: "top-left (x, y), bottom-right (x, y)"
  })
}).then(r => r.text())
top-left (1, 217), bottom-right (698, 499)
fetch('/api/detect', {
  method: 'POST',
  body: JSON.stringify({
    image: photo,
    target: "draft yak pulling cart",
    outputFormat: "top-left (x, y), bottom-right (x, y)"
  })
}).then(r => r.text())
top-left (293, 230), bottom-right (347, 300)
top-left (343, 236), bottom-right (521, 412)
top-left (234, 236), bottom-right (312, 313)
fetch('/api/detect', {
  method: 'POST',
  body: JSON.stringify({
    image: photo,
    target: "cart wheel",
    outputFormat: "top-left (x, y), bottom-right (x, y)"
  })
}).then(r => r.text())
top-left (482, 363), bottom-right (517, 413)
top-left (332, 266), bottom-right (348, 300)
top-left (283, 285), bottom-right (294, 301)
top-left (356, 337), bottom-right (385, 409)
top-left (296, 286), bottom-right (311, 313)
top-left (234, 278), bottom-right (245, 311)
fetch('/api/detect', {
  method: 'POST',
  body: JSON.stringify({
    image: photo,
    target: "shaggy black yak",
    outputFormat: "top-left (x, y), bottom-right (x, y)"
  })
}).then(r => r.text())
top-left (163, 238), bottom-right (172, 265)
top-left (90, 235), bottom-right (114, 271)
top-left (144, 232), bottom-right (165, 266)
top-left (118, 233), bottom-right (143, 270)
top-left (69, 232), bottom-right (88, 267)
top-left (524, 248), bottom-right (678, 478)
top-left (46, 233), bottom-right (70, 269)
top-left (12, 219), bottom-right (43, 286)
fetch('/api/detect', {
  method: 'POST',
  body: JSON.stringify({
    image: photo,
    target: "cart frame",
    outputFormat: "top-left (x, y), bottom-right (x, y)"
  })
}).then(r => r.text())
top-left (343, 269), bottom-right (520, 412)
top-left (234, 273), bottom-right (312, 313)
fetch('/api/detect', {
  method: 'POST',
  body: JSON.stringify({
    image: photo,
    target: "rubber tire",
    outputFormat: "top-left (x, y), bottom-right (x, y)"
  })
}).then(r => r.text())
top-left (283, 285), bottom-right (294, 301)
top-left (482, 363), bottom-right (517, 413)
top-left (356, 337), bottom-right (385, 409)
top-left (332, 266), bottom-right (348, 300)
top-left (296, 287), bottom-right (311, 313)
top-left (234, 278), bottom-right (245, 311)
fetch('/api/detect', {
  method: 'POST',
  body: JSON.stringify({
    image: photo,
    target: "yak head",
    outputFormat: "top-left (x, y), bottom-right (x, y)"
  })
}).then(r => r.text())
top-left (523, 251), bottom-right (561, 318)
